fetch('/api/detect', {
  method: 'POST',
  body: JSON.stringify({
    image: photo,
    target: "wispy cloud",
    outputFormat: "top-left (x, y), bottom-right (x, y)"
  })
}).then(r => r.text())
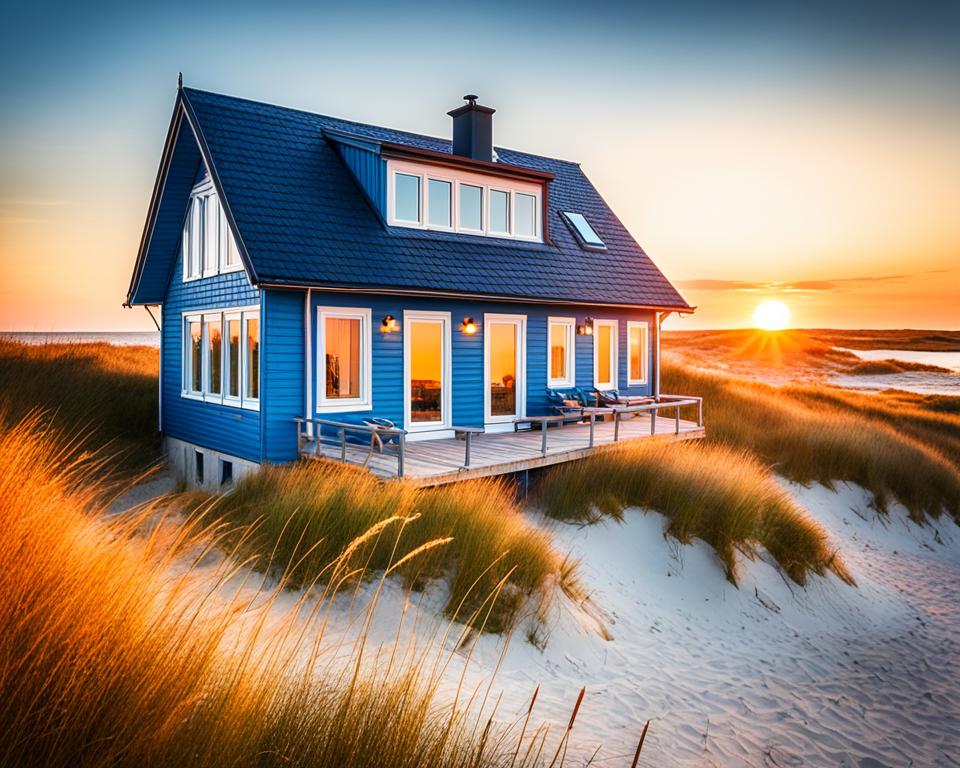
top-left (675, 271), bottom-right (952, 294)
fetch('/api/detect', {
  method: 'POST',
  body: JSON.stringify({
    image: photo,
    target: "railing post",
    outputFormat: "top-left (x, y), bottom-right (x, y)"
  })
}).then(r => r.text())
top-left (589, 413), bottom-right (595, 448)
top-left (614, 411), bottom-right (621, 442)
top-left (339, 428), bottom-right (346, 461)
top-left (398, 433), bottom-right (405, 478)
top-left (541, 419), bottom-right (548, 455)
top-left (650, 408), bottom-right (657, 435)
top-left (464, 431), bottom-right (472, 468)
top-left (698, 398), bottom-right (703, 427)
top-left (675, 404), bottom-right (681, 434)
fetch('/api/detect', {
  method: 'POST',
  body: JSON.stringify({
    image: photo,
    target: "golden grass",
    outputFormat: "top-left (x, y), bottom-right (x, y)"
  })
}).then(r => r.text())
top-left (662, 358), bottom-right (960, 522)
top-left (0, 339), bottom-right (159, 470)
top-left (0, 415), bottom-right (573, 767)
top-left (535, 440), bottom-right (851, 586)
top-left (193, 461), bottom-right (581, 635)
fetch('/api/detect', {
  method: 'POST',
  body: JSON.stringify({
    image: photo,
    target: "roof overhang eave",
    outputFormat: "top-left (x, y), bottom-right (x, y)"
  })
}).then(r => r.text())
top-left (255, 279), bottom-right (693, 313)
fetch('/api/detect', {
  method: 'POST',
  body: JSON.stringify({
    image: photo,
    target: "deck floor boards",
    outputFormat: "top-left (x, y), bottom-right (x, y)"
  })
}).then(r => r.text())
top-left (301, 413), bottom-right (704, 486)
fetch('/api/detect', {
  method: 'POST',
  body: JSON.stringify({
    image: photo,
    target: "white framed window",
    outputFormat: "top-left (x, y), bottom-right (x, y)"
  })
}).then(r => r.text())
top-left (181, 305), bottom-right (259, 410)
top-left (547, 317), bottom-right (575, 388)
top-left (183, 314), bottom-right (203, 397)
top-left (223, 313), bottom-right (242, 404)
top-left (316, 307), bottom-right (372, 412)
top-left (627, 321), bottom-right (649, 386)
top-left (593, 319), bottom-right (618, 391)
top-left (204, 314), bottom-right (223, 399)
top-left (182, 175), bottom-right (244, 282)
top-left (243, 314), bottom-right (260, 405)
top-left (387, 159), bottom-right (542, 242)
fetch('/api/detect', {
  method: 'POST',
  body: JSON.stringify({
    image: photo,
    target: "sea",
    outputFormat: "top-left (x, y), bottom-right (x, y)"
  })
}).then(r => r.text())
top-left (0, 331), bottom-right (160, 348)
top-left (832, 347), bottom-right (960, 396)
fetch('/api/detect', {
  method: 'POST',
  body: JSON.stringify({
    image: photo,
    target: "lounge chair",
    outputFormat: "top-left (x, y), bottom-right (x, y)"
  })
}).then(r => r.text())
top-left (582, 387), bottom-right (655, 409)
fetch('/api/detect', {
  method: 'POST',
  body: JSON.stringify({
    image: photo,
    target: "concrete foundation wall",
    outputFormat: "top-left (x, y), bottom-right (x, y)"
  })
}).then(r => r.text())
top-left (164, 435), bottom-right (261, 491)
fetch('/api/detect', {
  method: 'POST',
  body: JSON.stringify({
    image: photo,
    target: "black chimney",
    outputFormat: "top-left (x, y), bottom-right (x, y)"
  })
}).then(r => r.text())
top-left (448, 94), bottom-right (495, 162)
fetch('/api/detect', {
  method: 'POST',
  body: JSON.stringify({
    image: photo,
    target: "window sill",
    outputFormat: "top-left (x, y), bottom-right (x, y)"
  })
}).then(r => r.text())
top-left (548, 378), bottom-right (575, 389)
top-left (316, 402), bottom-right (373, 414)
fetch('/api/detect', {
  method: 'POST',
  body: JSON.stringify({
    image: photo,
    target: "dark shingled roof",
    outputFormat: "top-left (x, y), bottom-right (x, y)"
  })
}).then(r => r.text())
top-left (128, 87), bottom-right (691, 310)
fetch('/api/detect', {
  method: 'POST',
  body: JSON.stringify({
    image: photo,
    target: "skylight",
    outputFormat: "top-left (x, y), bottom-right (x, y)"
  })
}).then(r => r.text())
top-left (562, 211), bottom-right (606, 249)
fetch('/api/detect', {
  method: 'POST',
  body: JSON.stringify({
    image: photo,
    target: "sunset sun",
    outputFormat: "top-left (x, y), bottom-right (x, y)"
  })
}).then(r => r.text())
top-left (753, 300), bottom-right (791, 331)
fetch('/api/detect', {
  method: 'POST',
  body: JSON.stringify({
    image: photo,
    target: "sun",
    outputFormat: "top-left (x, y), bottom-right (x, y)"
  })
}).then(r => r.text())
top-left (753, 300), bottom-right (791, 331)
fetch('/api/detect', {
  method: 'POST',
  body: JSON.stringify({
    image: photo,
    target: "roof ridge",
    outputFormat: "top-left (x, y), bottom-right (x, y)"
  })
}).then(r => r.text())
top-left (181, 86), bottom-right (581, 167)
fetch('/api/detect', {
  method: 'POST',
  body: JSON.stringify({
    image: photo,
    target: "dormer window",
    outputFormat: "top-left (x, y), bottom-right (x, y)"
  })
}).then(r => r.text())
top-left (387, 159), bottom-right (542, 242)
top-left (561, 211), bottom-right (606, 250)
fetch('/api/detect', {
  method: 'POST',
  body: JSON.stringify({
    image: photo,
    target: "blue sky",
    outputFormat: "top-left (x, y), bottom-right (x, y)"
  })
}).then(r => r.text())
top-left (1, 0), bottom-right (958, 329)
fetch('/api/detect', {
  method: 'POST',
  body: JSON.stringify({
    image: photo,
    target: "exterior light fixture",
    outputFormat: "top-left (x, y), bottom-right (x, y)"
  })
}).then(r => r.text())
top-left (380, 314), bottom-right (399, 333)
top-left (461, 317), bottom-right (477, 335)
top-left (577, 317), bottom-right (594, 336)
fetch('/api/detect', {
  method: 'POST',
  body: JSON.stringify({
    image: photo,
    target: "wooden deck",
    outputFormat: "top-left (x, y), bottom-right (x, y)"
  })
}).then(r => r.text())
top-left (299, 412), bottom-right (705, 487)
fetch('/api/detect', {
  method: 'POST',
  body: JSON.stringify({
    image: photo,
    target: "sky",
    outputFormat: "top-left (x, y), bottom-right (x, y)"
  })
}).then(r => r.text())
top-left (0, 0), bottom-right (957, 331)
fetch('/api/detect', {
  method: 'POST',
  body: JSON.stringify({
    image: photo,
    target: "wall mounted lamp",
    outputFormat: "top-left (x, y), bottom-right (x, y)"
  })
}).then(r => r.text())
top-left (577, 317), bottom-right (594, 336)
top-left (380, 314), bottom-right (399, 333)
top-left (461, 317), bottom-right (477, 335)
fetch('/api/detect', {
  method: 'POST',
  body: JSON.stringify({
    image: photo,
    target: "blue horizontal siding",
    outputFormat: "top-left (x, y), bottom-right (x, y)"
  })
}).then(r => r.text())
top-left (262, 289), bottom-right (304, 462)
top-left (334, 142), bottom-right (386, 219)
top-left (255, 292), bottom-right (658, 463)
top-left (161, 245), bottom-right (262, 462)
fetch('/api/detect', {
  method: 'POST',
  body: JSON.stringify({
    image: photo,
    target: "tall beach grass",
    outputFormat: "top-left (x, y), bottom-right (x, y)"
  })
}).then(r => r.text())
top-left (535, 439), bottom-right (852, 586)
top-left (0, 339), bottom-right (159, 469)
top-left (663, 358), bottom-right (960, 522)
top-left (0, 415), bottom-right (575, 768)
top-left (194, 461), bottom-right (581, 634)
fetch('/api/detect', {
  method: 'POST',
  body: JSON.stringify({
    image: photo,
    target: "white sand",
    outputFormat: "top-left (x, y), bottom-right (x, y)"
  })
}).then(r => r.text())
top-left (302, 482), bottom-right (960, 766)
top-left (124, 475), bottom-right (960, 766)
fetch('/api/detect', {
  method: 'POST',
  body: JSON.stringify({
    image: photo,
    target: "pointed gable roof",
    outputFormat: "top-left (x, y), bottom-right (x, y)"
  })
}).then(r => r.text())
top-left (127, 87), bottom-right (691, 311)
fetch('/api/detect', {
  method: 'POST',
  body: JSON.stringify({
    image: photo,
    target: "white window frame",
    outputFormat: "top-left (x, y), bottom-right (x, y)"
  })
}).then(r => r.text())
top-left (484, 313), bottom-right (527, 427)
top-left (223, 311), bottom-right (243, 406)
top-left (182, 175), bottom-right (244, 283)
top-left (487, 186), bottom-right (512, 236)
top-left (391, 170), bottom-right (423, 225)
top-left (242, 312), bottom-right (261, 409)
top-left (181, 305), bottom-right (260, 411)
top-left (202, 312), bottom-right (224, 401)
top-left (593, 319), bottom-right (618, 391)
top-left (183, 314), bottom-right (203, 399)
top-left (547, 316), bottom-right (576, 388)
top-left (513, 191), bottom-right (539, 240)
top-left (426, 177), bottom-right (455, 231)
top-left (627, 321), bottom-right (650, 386)
top-left (316, 306), bottom-right (373, 413)
top-left (387, 159), bottom-right (542, 242)
top-left (403, 309), bottom-right (453, 437)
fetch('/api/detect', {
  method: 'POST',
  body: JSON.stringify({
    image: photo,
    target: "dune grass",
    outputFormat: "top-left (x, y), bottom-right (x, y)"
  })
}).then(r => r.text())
top-left (845, 359), bottom-right (951, 375)
top-left (535, 439), bottom-right (851, 586)
top-left (0, 415), bottom-right (572, 768)
top-left (662, 358), bottom-right (960, 523)
top-left (193, 461), bottom-right (580, 635)
top-left (0, 339), bottom-right (159, 469)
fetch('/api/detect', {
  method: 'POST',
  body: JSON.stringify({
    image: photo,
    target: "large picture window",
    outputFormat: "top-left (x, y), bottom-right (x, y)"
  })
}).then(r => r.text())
top-left (183, 174), bottom-right (244, 281)
top-left (593, 319), bottom-right (618, 391)
top-left (317, 307), bottom-right (372, 412)
top-left (547, 317), bottom-right (575, 388)
top-left (627, 321), bottom-right (649, 386)
top-left (182, 306), bottom-right (259, 410)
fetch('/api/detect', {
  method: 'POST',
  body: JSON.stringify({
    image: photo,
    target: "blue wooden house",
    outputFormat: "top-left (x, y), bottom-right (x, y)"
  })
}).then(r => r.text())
top-left (126, 85), bottom-right (698, 488)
